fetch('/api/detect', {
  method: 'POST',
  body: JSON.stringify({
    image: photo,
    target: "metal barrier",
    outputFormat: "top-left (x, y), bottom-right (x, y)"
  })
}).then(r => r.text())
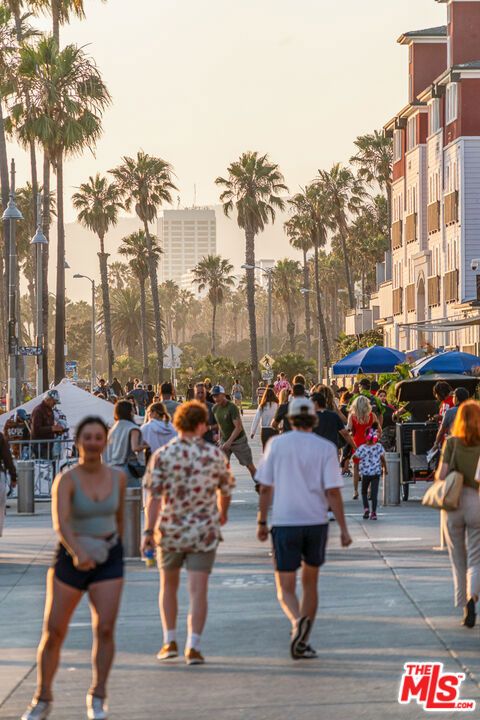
top-left (16, 460), bottom-right (35, 513)
top-left (9, 439), bottom-right (76, 498)
top-left (123, 487), bottom-right (142, 559)
top-left (383, 452), bottom-right (401, 506)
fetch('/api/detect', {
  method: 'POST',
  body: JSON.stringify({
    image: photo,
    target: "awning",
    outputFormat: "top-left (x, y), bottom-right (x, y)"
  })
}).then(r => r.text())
top-left (398, 314), bottom-right (480, 333)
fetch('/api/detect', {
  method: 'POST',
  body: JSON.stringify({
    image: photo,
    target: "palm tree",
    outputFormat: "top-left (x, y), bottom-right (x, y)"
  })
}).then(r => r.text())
top-left (109, 286), bottom-right (146, 359)
top-left (285, 213), bottom-right (313, 357)
top-left (72, 174), bottom-right (123, 382)
top-left (173, 289), bottom-right (194, 344)
top-left (316, 164), bottom-right (367, 309)
top-left (108, 261), bottom-right (129, 290)
top-left (350, 129), bottom-right (393, 224)
top-left (110, 151), bottom-right (177, 383)
top-left (118, 230), bottom-right (160, 381)
top-left (216, 152), bottom-right (288, 397)
top-left (192, 255), bottom-right (235, 355)
top-left (14, 36), bottom-right (110, 382)
top-left (272, 259), bottom-right (302, 352)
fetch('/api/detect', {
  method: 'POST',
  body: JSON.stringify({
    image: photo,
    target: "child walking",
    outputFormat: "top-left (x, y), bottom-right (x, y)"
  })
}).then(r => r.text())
top-left (353, 425), bottom-right (387, 520)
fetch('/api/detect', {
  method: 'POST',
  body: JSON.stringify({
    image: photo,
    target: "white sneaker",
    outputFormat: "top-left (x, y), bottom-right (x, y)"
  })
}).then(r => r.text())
top-left (86, 694), bottom-right (108, 720)
top-left (21, 699), bottom-right (52, 720)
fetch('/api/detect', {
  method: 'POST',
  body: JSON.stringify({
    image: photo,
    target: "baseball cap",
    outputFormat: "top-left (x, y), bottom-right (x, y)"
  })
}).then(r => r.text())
top-left (288, 397), bottom-right (316, 417)
top-left (211, 385), bottom-right (225, 396)
top-left (46, 389), bottom-right (60, 404)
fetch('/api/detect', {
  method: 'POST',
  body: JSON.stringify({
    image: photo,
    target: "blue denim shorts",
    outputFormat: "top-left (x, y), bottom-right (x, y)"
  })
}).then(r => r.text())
top-left (53, 539), bottom-right (124, 591)
top-left (271, 524), bottom-right (329, 572)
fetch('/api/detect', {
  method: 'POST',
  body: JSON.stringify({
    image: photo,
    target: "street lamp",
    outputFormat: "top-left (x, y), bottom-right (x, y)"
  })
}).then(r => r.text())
top-left (2, 160), bottom-right (23, 410)
top-left (241, 263), bottom-right (273, 356)
top-left (73, 273), bottom-right (96, 391)
top-left (31, 193), bottom-right (47, 396)
top-left (301, 287), bottom-right (323, 384)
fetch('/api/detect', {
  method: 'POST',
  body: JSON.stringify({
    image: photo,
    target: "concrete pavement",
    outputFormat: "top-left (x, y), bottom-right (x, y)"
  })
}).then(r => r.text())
top-left (1, 412), bottom-right (480, 719)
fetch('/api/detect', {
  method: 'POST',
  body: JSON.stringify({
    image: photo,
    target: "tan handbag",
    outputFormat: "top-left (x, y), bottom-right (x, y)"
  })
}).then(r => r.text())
top-left (422, 439), bottom-right (464, 511)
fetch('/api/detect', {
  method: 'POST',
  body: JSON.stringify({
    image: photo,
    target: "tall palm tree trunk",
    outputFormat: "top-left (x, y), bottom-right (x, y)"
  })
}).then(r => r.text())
top-left (98, 242), bottom-right (114, 382)
top-left (211, 300), bottom-right (217, 355)
top-left (286, 304), bottom-right (295, 352)
top-left (52, 0), bottom-right (60, 45)
top-left (313, 245), bottom-right (331, 372)
top-left (54, 155), bottom-right (65, 383)
top-left (245, 227), bottom-right (259, 402)
top-left (302, 248), bottom-right (312, 357)
top-left (0, 101), bottom-right (9, 378)
top-left (42, 153), bottom-right (50, 388)
top-left (338, 216), bottom-right (355, 309)
top-left (142, 220), bottom-right (164, 383)
top-left (139, 277), bottom-right (148, 381)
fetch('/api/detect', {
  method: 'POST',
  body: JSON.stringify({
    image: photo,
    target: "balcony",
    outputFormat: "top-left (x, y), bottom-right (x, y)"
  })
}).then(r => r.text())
top-left (445, 190), bottom-right (459, 226)
top-left (393, 287), bottom-right (403, 315)
top-left (392, 220), bottom-right (403, 250)
top-left (444, 269), bottom-right (459, 304)
top-left (428, 275), bottom-right (441, 307)
top-left (406, 283), bottom-right (416, 312)
top-left (405, 213), bottom-right (417, 244)
top-left (427, 201), bottom-right (441, 234)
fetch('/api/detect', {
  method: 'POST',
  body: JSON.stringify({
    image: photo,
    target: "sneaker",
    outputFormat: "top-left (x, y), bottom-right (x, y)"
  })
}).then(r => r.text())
top-left (352, 492), bottom-right (359, 500)
top-left (185, 648), bottom-right (205, 665)
top-left (363, 509), bottom-right (370, 520)
top-left (86, 694), bottom-right (108, 720)
top-left (156, 641), bottom-right (178, 660)
top-left (290, 616), bottom-right (311, 659)
top-left (463, 598), bottom-right (476, 628)
top-left (296, 643), bottom-right (318, 659)
top-left (21, 700), bottom-right (52, 720)
top-left (370, 512), bottom-right (377, 521)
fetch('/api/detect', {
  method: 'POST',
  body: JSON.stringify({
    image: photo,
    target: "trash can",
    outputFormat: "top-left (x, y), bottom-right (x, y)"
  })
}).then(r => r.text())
top-left (16, 460), bottom-right (35, 514)
top-left (383, 452), bottom-right (401, 506)
top-left (123, 487), bottom-right (142, 558)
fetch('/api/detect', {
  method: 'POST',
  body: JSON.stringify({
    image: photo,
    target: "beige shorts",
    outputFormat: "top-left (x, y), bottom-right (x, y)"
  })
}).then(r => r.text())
top-left (157, 547), bottom-right (217, 573)
top-left (224, 436), bottom-right (253, 467)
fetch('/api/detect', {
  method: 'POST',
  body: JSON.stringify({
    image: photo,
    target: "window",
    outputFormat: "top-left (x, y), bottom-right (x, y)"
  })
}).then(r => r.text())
top-left (429, 99), bottom-right (441, 135)
top-left (446, 83), bottom-right (458, 125)
top-left (407, 117), bottom-right (416, 151)
top-left (393, 130), bottom-right (402, 163)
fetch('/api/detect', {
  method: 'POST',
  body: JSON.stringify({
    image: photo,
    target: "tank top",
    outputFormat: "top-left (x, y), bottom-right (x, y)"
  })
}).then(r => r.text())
top-left (70, 468), bottom-right (120, 537)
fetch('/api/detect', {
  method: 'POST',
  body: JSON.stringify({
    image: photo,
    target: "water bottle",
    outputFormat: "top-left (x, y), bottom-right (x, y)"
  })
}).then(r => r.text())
top-left (144, 548), bottom-right (156, 568)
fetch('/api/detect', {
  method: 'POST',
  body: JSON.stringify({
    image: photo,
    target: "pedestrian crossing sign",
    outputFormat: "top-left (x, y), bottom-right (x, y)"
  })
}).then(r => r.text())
top-left (260, 354), bottom-right (275, 369)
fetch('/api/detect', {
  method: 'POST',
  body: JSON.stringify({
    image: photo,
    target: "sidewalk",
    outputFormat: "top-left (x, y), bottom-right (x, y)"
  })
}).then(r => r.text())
top-left (1, 414), bottom-right (480, 719)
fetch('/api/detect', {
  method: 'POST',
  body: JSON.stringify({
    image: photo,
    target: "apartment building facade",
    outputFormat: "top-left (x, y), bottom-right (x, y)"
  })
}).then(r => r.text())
top-left (372, 0), bottom-right (480, 353)
top-left (158, 207), bottom-right (216, 284)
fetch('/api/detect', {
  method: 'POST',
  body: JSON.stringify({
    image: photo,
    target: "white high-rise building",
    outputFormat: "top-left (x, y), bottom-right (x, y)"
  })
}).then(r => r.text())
top-left (158, 208), bottom-right (216, 284)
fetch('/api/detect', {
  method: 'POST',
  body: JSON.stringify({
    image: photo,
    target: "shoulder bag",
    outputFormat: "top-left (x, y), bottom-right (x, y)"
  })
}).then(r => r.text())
top-left (422, 439), bottom-right (464, 511)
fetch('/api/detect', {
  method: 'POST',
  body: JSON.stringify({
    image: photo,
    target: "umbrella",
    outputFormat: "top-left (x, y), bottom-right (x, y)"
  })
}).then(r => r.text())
top-left (410, 351), bottom-right (480, 377)
top-left (332, 346), bottom-right (406, 376)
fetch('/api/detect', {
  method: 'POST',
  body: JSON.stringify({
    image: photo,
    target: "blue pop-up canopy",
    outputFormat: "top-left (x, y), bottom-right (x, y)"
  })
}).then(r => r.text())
top-left (411, 350), bottom-right (480, 377)
top-left (332, 346), bottom-right (406, 376)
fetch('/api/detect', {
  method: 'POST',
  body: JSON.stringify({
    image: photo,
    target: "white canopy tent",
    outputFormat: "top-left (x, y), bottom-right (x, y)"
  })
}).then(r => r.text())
top-left (0, 379), bottom-right (117, 432)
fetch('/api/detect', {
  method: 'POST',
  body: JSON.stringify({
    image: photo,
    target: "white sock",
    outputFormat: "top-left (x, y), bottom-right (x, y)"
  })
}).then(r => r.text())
top-left (165, 629), bottom-right (176, 644)
top-left (186, 632), bottom-right (202, 650)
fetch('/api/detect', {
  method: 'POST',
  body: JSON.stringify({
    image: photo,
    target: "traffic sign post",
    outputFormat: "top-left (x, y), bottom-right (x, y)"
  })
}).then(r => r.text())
top-left (18, 346), bottom-right (42, 357)
top-left (260, 354), bottom-right (275, 370)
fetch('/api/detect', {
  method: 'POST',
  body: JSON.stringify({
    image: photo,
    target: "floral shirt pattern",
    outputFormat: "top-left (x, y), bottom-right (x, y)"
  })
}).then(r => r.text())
top-left (144, 437), bottom-right (235, 553)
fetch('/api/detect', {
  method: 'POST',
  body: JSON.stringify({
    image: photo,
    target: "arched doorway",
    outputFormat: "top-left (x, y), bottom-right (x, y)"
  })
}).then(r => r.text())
top-left (417, 275), bottom-right (426, 348)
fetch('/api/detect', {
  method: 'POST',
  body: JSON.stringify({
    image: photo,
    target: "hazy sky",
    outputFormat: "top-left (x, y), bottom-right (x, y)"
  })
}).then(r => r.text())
top-left (9, 0), bottom-right (445, 221)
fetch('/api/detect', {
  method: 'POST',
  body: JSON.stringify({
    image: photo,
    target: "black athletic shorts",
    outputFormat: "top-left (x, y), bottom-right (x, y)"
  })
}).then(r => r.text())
top-left (271, 524), bottom-right (329, 572)
top-left (53, 539), bottom-right (124, 591)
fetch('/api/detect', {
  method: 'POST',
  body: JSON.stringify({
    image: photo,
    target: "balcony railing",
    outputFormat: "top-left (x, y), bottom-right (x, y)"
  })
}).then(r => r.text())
top-left (445, 190), bottom-right (459, 226)
top-left (393, 287), bottom-right (403, 315)
top-left (428, 275), bottom-right (441, 307)
top-left (427, 201), bottom-right (441, 234)
top-left (392, 220), bottom-right (403, 250)
top-left (406, 283), bottom-right (416, 312)
top-left (405, 213), bottom-right (417, 244)
top-left (444, 269), bottom-right (459, 304)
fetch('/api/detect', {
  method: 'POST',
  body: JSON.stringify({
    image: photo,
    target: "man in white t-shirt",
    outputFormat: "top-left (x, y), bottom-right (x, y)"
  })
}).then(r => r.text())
top-left (256, 397), bottom-right (352, 659)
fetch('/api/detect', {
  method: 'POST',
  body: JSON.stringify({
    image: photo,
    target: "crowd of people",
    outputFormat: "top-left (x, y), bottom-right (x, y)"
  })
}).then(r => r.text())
top-left (0, 370), bottom-right (477, 719)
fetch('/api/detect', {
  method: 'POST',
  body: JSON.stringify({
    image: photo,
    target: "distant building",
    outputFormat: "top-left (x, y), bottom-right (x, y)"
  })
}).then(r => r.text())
top-left (179, 269), bottom-right (207, 299)
top-left (158, 208), bottom-right (216, 284)
top-left (362, 0), bottom-right (480, 354)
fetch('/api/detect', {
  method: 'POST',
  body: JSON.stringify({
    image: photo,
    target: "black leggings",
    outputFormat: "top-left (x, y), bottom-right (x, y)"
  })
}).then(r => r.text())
top-left (361, 474), bottom-right (380, 513)
top-left (261, 427), bottom-right (278, 450)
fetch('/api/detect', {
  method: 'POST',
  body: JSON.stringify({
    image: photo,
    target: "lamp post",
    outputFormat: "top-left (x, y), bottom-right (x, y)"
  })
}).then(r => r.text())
top-left (301, 287), bottom-right (323, 384)
top-left (2, 160), bottom-right (23, 410)
top-left (31, 193), bottom-right (47, 396)
top-left (241, 263), bottom-right (273, 356)
top-left (73, 273), bottom-right (96, 391)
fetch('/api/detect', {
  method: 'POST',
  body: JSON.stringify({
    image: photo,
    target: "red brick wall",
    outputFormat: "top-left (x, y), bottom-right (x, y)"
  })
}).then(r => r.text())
top-left (393, 131), bottom-right (406, 181)
top-left (451, 2), bottom-right (480, 65)
top-left (460, 79), bottom-right (480, 136)
top-left (418, 112), bottom-right (429, 144)
top-left (410, 43), bottom-right (447, 101)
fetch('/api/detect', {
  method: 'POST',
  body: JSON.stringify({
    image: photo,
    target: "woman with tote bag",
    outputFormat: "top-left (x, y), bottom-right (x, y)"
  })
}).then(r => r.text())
top-left (435, 400), bottom-right (480, 628)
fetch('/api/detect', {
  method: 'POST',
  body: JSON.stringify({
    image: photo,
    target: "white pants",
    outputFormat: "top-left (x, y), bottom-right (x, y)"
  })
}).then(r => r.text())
top-left (443, 485), bottom-right (480, 607)
top-left (0, 474), bottom-right (6, 537)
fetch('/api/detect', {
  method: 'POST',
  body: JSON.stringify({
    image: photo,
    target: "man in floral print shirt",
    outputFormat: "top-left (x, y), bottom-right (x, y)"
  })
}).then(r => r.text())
top-left (142, 401), bottom-right (234, 666)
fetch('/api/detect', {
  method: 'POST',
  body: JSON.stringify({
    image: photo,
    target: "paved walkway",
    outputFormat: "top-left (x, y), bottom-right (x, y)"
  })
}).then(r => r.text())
top-left (1, 413), bottom-right (480, 719)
